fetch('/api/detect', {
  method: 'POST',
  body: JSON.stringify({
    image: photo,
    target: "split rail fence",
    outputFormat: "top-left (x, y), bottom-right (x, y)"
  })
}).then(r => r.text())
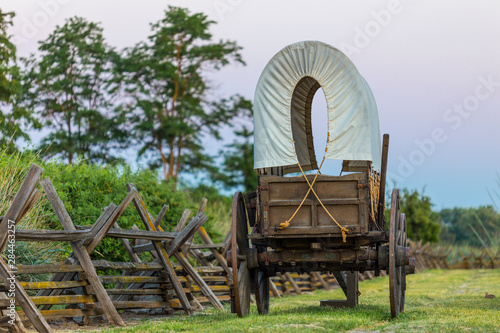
top-left (0, 164), bottom-right (496, 332)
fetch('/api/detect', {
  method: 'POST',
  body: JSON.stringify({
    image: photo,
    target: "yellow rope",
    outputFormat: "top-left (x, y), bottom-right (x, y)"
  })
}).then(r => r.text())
top-left (277, 155), bottom-right (326, 230)
top-left (278, 137), bottom-right (349, 242)
top-left (368, 171), bottom-right (380, 222)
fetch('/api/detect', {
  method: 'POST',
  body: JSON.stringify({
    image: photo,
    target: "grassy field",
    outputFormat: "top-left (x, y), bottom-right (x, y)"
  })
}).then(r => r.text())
top-left (98, 269), bottom-right (499, 332)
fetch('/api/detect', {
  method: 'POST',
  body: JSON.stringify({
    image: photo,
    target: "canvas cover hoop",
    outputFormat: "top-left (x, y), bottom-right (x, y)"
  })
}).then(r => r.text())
top-left (253, 41), bottom-right (382, 174)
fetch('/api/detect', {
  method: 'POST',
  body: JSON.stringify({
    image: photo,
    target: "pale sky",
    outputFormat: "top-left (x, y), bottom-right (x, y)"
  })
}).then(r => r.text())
top-left (1, 0), bottom-right (499, 209)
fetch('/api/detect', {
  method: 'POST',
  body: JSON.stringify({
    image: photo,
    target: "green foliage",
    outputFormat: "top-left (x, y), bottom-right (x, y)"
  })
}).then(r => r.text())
top-left (0, 10), bottom-right (37, 149)
top-left (40, 161), bottom-right (189, 261)
top-left (117, 6), bottom-right (250, 181)
top-left (395, 188), bottom-right (442, 243)
top-left (1, 146), bottom-right (233, 262)
top-left (212, 126), bottom-right (257, 193)
top-left (439, 206), bottom-right (500, 247)
top-left (22, 16), bottom-right (126, 164)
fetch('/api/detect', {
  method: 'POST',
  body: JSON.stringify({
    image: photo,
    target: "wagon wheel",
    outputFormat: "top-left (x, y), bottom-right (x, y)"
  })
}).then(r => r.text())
top-left (389, 188), bottom-right (407, 318)
top-left (253, 268), bottom-right (269, 315)
top-left (231, 192), bottom-right (251, 317)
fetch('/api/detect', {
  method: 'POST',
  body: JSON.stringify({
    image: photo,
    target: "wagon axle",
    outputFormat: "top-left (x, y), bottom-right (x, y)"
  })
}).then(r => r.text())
top-left (227, 244), bottom-right (411, 271)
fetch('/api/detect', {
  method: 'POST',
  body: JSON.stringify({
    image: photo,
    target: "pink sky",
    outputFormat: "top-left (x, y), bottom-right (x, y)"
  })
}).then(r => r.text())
top-left (2, 0), bottom-right (500, 208)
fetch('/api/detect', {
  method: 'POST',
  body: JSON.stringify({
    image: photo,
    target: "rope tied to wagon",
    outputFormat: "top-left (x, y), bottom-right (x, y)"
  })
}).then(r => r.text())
top-left (278, 136), bottom-right (349, 242)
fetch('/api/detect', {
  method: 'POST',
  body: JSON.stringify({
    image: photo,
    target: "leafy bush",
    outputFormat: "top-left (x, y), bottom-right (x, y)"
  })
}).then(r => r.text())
top-left (440, 206), bottom-right (500, 247)
top-left (1, 148), bottom-right (232, 263)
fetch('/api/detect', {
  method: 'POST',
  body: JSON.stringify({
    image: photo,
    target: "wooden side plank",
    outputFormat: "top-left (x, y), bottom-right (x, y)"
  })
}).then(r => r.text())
top-left (41, 178), bottom-right (125, 327)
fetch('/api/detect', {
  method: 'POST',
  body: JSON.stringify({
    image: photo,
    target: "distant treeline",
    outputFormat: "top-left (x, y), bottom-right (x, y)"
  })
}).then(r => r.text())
top-left (0, 6), bottom-right (254, 191)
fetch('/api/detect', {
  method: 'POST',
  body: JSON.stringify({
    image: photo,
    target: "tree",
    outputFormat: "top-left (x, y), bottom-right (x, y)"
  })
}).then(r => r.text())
top-left (394, 188), bottom-right (442, 243)
top-left (0, 9), bottom-right (36, 148)
top-left (118, 6), bottom-right (250, 182)
top-left (213, 126), bottom-right (257, 193)
top-left (440, 206), bottom-right (500, 247)
top-left (22, 17), bottom-right (125, 163)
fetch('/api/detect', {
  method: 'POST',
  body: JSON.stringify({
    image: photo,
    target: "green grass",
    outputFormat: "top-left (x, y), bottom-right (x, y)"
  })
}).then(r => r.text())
top-left (98, 269), bottom-right (500, 333)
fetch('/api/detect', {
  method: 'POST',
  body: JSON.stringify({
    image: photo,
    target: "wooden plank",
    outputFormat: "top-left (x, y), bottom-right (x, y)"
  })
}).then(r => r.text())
top-left (126, 183), bottom-right (193, 315)
top-left (131, 242), bottom-right (225, 254)
top-left (41, 178), bottom-right (125, 327)
top-left (15, 229), bottom-right (91, 242)
top-left (269, 278), bottom-right (280, 298)
top-left (176, 209), bottom-right (192, 232)
top-left (112, 301), bottom-right (170, 310)
top-left (0, 257), bottom-right (51, 333)
top-left (0, 164), bottom-right (43, 252)
top-left (166, 205), bottom-right (221, 310)
top-left (312, 272), bottom-right (332, 291)
top-left (104, 289), bottom-right (164, 296)
top-left (189, 285), bottom-right (229, 293)
top-left (0, 291), bottom-right (26, 332)
top-left (17, 308), bottom-right (100, 321)
top-left (17, 189), bottom-right (43, 223)
top-left (20, 280), bottom-right (87, 290)
top-left (105, 228), bottom-right (177, 241)
top-left (174, 252), bottom-right (223, 310)
top-left (196, 227), bottom-right (233, 283)
top-left (154, 204), bottom-right (169, 229)
top-left (282, 273), bottom-right (302, 295)
top-left (93, 260), bottom-right (163, 272)
top-left (0, 295), bottom-right (96, 307)
top-left (98, 275), bottom-right (164, 284)
top-left (16, 264), bottom-right (84, 275)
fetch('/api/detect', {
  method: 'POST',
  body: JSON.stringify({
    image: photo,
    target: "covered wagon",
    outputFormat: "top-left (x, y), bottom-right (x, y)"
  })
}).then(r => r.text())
top-left (228, 41), bottom-right (414, 318)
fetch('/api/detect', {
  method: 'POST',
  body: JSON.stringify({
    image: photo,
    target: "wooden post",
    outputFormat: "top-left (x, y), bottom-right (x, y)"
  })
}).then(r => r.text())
top-left (0, 258), bottom-right (51, 333)
top-left (173, 253), bottom-right (223, 310)
top-left (0, 291), bottom-right (26, 333)
top-left (126, 183), bottom-right (193, 316)
top-left (41, 178), bottom-right (125, 327)
top-left (0, 164), bottom-right (44, 252)
top-left (312, 272), bottom-right (332, 291)
top-left (377, 134), bottom-right (390, 229)
top-left (282, 273), bottom-right (302, 295)
top-left (269, 278), bottom-right (280, 298)
top-left (196, 227), bottom-right (233, 283)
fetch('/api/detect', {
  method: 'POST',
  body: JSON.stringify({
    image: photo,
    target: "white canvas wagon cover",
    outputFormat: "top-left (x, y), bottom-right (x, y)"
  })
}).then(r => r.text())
top-left (253, 41), bottom-right (382, 173)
